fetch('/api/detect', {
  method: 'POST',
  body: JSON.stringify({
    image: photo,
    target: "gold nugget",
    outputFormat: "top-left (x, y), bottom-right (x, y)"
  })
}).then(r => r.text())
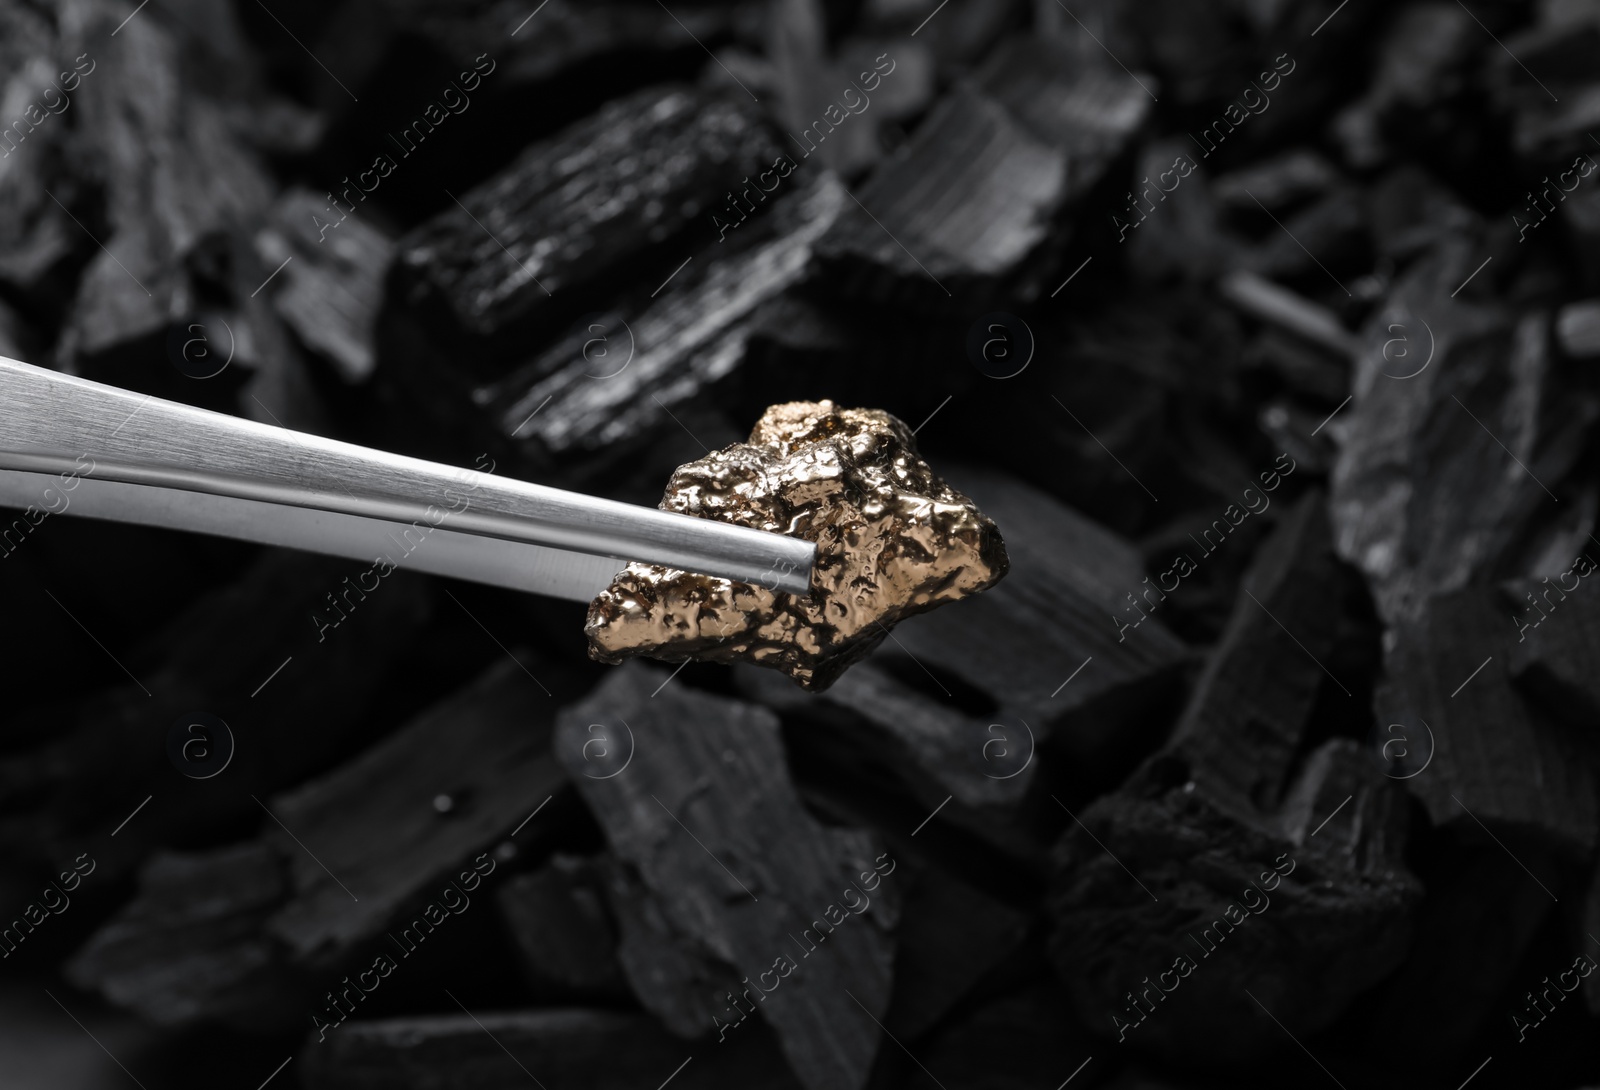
top-left (585, 401), bottom-right (1008, 690)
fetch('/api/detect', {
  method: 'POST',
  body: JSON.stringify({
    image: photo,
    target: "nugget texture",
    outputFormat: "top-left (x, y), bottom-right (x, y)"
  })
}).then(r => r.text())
top-left (585, 400), bottom-right (1009, 690)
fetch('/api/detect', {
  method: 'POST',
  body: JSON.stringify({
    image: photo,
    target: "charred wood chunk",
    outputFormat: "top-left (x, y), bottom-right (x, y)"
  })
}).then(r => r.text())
top-left (1244, 185), bottom-right (1367, 285)
top-left (1556, 300), bottom-right (1600, 358)
top-left (902, 982), bottom-right (1093, 1090)
top-left (410, 1), bottom-right (742, 89)
top-left (1049, 738), bottom-right (1420, 1064)
top-left (960, 289), bottom-right (1249, 541)
top-left (1222, 271), bottom-right (1355, 394)
top-left (766, 4), bottom-right (936, 179)
top-left (301, 1008), bottom-right (806, 1090)
top-left (0, 552), bottom-right (431, 883)
top-left (64, 843), bottom-right (297, 1030)
top-left (554, 663), bottom-right (899, 1090)
top-left (1509, 566), bottom-right (1600, 728)
top-left (812, 29), bottom-right (1151, 309)
top-left (1379, 585), bottom-right (1598, 859)
top-left (62, 0), bottom-right (275, 357)
top-left (1587, 857), bottom-right (1600, 1016)
top-left (1330, 245), bottom-right (1599, 626)
top-left (479, 173), bottom-right (848, 466)
top-left (0, 27), bottom-right (92, 310)
top-left (496, 854), bottom-right (630, 1002)
top-left (1564, 187), bottom-right (1600, 292)
top-left (860, 0), bottom-right (1025, 76)
top-left (389, 84), bottom-right (782, 371)
top-left (1362, 845), bottom-right (1562, 1065)
top-left (819, 20), bottom-right (1158, 310)
top-left (263, 657), bottom-right (567, 966)
top-left (598, 851), bottom-right (746, 1033)
top-left (1330, 3), bottom-right (1481, 169)
top-left (255, 187), bottom-right (394, 384)
top-left (973, 32), bottom-right (1152, 196)
top-left (1364, 166), bottom-right (1479, 266)
top-left (1163, 491), bottom-right (1349, 817)
top-left (1489, 6), bottom-right (1600, 162)
top-left (1048, 497), bottom-right (1420, 1061)
top-left (812, 83), bottom-right (1065, 308)
top-left (1212, 150), bottom-right (1340, 213)
top-left (885, 861), bottom-right (1032, 1039)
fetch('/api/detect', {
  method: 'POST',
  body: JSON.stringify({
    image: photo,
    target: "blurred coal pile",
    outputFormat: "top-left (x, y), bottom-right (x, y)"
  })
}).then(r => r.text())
top-left (3, 0), bottom-right (1600, 1088)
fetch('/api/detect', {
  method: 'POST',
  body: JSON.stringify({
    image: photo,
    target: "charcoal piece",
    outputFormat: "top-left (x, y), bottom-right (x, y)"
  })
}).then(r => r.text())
top-left (885, 862), bottom-right (1032, 1039)
top-left (46, 651), bottom-right (562, 1027)
top-left (974, 32), bottom-right (1152, 194)
top-left (325, 0), bottom-right (742, 110)
top-left (1220, 270), bottom-right (1360, 360)
top-left (301, 1008), bottom-right (806, 1090)
top-left (1212, 150), bottom-right (1340, 212)
top-left (834, 36), bottom-right (936, 127)
top-left (1049, 498), bottom-right (1421, 1062)
top-left (0, 552), bottom-right (432, 883)
top-left (598, 852), bottom-right (746, 1030)
top-left (1509, 567), bottom-right (1600, 727)
top-left (1557, 300), bottom-right (1600, 357)
top-left (64, 844), bottom-right (297, 1029)
top-left (1162, 492), bottom-right (1348, 817)
top-left (1050, 737), bottom-right (1420, 1065)
top-left (1363, 846), bottom-right (1560, 1064)
top-left (264, 657), bottom-right (567, 965)
top-left (388, 84), bottom-right (782, 368)
top-left (1365, 166), bottom-right (1479, 265)
top-left (0, 40), bottom-right (89, 307)
top-left (1588, 857), bottom-right (1600, 1016)
top-left (59, 0), bottom-right (275, 357)
top-left (766, 3), bottom-right (935, 177)
top-left (1330, 3), bottom-right (1480, 169)
top-left (0, 3), bottom-right (56, 93)
top-left (902, 982), bottom-right (1093, 1090)
top-left (1246, 186), bottom-right (1368, 285)
top-left (0, 298), bottom-right (25, 360)
top-left (812, 84), bottom-right (1062, 309)
top-left (813, 28), bottom-right (1151, 308)
top-left (554, 664), bottom-right (899, 1090)
top-left (1329, 244), bottom-right (1600, 625)
top-left (496, 854), bottom-right (629, 1001)
top-left (1255, 401), bottom-right (1336, 477)
top-left (1378, 585), bottom-right (1597, 858)
top-left (1243, 330), bottom-right (1351, 405)
top-left (1488, 6), bottom-right (1600, 161)
top-left (480, 173), bottom-right (847, 464)
top-left (861, 0), bottom-right (1025, 75)
top-left (1124, 136), bottom-right (1236, 284)
top-left (144, 0), bottom-right (325, 155)
top-left (738, 467), bottom-right (1189, 851)
top-left (254, 187), bottom-right (394, 384)
top-left (1563, 186), bottom-right (1600, 291)
top-left (228, 263), bottom-right (334, 436)
top-left (1072, 0), bottom-right (1377, 118)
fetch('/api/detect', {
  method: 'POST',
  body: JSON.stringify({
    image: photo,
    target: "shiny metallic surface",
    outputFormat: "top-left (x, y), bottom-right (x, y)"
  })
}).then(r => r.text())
top-left (0, 356), bottom-right (814, 593)
top-left (0, 470), bottom-right (625, 601)
top-left (585, 400), bottom-right (1010, 690)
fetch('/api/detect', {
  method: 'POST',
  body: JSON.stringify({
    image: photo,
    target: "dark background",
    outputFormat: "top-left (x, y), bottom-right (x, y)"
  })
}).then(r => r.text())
top-left (2, 0), bottom-right (1599, 1087)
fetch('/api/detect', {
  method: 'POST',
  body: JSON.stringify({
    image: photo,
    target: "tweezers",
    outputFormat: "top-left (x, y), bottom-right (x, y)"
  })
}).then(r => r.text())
top-left (0, 356), bottom-right (815, 600)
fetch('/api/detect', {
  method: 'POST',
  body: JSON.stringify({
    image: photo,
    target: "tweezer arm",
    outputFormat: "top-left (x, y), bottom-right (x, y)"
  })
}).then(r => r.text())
top-left (0, 356), bottom-right (815, 594)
